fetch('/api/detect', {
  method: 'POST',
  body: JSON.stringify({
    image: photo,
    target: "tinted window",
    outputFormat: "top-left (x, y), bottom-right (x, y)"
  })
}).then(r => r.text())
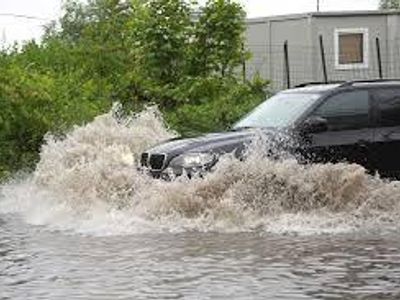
top-left (375, 88), bottom-right (400, 127)
top-left (312, 90), bottom-right (369, 131)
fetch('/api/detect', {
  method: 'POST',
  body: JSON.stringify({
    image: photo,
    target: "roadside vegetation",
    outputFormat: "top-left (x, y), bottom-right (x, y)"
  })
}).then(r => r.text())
top-left (0, 0), bottom-right (269, 179)
top-left (379, 0), bottom-right (400, 9)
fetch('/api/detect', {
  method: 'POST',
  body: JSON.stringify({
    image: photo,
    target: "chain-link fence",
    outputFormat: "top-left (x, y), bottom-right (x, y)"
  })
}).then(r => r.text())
top-left (244, 36), bottom-right (400, 91)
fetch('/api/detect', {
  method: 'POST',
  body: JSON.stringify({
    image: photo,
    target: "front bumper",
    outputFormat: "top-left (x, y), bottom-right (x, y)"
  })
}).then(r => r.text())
top-left (138, 164), bottom-right (213, 180)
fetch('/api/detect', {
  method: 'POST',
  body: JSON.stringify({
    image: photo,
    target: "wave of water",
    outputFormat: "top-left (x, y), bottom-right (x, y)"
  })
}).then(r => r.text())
top-left (1, 106), bottom-right (400, 236)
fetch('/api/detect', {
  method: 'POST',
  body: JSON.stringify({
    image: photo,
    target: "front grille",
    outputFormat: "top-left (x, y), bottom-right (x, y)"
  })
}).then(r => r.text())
top-left (149, 154), bottom-right (166, 170)
top-left (140, 153), bottom-right (149, 167)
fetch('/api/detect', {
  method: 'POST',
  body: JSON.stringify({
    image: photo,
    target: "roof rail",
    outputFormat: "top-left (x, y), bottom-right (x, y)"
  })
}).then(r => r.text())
top-left (339, 79), bottom-right (400, 87)
top-left (295, 81), bottom-right (345, 88)
top-left (296, 79), bottom-right (400, 89)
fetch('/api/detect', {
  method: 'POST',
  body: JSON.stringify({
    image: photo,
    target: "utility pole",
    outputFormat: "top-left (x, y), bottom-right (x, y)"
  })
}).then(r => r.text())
top-left (317, 0), bottom-right (320, 12)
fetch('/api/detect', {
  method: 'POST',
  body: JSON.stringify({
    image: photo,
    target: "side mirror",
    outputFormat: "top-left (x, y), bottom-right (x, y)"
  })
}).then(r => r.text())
top-left (301, 116), bottom-right (328, 134)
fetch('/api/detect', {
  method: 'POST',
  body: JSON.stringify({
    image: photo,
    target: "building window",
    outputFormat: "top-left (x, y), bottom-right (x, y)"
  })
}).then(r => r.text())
top-left (334, 28), bottom-right (369, 70)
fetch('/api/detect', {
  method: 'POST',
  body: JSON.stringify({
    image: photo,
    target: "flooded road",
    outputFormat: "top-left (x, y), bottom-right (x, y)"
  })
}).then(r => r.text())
top-left (2, 214), bottom-right (400, 299)
top-left (1, 107), bottom-right (400, 299)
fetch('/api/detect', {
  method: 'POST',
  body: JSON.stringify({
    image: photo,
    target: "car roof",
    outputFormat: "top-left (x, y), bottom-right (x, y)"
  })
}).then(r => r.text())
top-left (282, 80), bottom-right (400, 95)
top-left (280, 84), bottom-right (342, 94)
top-left (349, 81), bottom-right (400, 87)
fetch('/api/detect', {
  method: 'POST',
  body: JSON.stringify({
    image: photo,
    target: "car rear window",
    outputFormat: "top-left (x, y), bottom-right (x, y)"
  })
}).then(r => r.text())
top-left (374, 88), bottom-right (400, 127)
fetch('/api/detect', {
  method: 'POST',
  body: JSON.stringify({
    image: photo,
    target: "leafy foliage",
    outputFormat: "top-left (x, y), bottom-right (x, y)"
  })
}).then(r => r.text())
top-left (190, 0), bottom-right (247, 77)
top-left (0, 0), bottom-right (269, 179)
top-left (135, 0), bottom-right (192, 83)
top-left (379, 0), bottom-right (400, 9)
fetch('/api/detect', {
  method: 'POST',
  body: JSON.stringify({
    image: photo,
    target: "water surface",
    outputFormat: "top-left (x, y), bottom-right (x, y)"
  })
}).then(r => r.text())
top-left (2, 107), bottom-right (400, 299)
top-left (1, 214), bottom-right (400, 299)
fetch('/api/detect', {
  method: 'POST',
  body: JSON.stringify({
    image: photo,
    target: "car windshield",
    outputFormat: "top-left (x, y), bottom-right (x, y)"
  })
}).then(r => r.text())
top-left (233, 92), bottom-right (321, 129)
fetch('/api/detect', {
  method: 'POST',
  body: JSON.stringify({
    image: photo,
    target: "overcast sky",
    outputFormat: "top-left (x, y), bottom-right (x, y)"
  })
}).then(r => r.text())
top-left (0, 0), bottom-right (380, 45)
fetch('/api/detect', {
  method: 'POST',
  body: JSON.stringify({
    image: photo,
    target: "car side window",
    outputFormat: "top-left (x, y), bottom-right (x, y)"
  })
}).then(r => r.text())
top-left (375, 88), bottom-right (400, 127)
top-left (311, 90), bottom-right (370, 131)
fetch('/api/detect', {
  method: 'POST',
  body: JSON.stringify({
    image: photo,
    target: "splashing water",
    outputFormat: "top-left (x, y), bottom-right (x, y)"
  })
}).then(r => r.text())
top-left (1, 106), bottom-right (400, 236)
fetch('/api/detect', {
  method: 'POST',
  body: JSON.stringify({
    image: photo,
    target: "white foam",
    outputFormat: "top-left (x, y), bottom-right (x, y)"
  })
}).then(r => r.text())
top-left (1, 106), bottom-right (400, 236)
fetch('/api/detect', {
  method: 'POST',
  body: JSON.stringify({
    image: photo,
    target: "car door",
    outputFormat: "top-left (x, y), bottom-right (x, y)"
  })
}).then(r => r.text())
top-left (302, 89), bottom-right (374, 169)
top-left (370, 87), bottom-right (400, 176)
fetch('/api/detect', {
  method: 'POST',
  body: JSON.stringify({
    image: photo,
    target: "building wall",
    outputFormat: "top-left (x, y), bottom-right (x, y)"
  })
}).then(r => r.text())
top-left (245, 12), bottom-right (400, 91)
top-left (269, 16), bottom-right (314, 89)
top-left (246, 16), bottom-right (314, 90)
top-left (387, 15), bottom-right (400, 78)
top-left (245, 20), bottom-right (269, 80)
top-left (313, 15), bottom-right (388, 82)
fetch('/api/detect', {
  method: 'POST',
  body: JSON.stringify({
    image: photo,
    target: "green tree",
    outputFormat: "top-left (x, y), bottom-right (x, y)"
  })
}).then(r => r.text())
top-left (0, 0), bottom-right (269, 180)
top-left (191, 0), bottom-right (247, 77)
top-left (379, 0), bottom-right (400, 9)
top-left (135, 0), bottom-right (192, 83)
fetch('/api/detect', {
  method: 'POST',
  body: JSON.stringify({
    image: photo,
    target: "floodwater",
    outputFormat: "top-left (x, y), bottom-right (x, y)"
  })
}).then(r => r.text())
top-left (1, 107), bottom-right (400, 299)
top-left (2, 215), bottom-right (400, 300)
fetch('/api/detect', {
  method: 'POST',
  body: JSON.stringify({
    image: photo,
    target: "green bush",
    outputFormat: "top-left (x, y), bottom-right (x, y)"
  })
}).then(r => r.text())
top-left (0, 0), bottom-right (270, 180)
top-left (164, 75), bottom-right (269, 136)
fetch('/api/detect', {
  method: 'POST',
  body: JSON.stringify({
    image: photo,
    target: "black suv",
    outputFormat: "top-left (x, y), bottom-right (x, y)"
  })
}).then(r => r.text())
top-left (141, 79), bottom-right (400, 178)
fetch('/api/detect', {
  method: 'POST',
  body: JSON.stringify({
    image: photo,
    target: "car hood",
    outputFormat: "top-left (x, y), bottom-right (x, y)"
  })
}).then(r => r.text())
top-left (145, 128), bottom-right (285, 158)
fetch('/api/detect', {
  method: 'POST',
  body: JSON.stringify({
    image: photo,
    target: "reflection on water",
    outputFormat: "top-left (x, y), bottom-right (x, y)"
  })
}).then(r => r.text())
top-left (1, 214), bottom-right (400, 300)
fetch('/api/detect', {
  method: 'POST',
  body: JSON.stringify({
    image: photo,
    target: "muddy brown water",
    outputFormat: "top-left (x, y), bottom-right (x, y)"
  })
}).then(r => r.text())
top-left (1, 107), bottom-right (400, 299)
top-left (1, 215), bottom-right (400, 299)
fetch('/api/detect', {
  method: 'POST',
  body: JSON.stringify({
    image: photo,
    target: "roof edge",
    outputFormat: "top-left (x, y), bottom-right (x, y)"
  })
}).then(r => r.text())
top-left (312, 9), bottom-right (400, 17)
top-left (246, 10), bottom-right (400, 24)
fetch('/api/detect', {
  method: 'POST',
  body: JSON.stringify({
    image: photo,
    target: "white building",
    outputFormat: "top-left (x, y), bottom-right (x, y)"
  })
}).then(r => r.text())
top-left (245, 10), bottom-right (400, 90)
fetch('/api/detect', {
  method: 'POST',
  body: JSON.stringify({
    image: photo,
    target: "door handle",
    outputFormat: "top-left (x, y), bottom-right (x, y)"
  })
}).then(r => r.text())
top-left (356, 139), bottom-right (371, 150)
top-left (382, 131), bottom-right (394, 141)
top-left (357, 139), bottom-right (369, 144)
top-left (357, 139), bottom-right (370, 147)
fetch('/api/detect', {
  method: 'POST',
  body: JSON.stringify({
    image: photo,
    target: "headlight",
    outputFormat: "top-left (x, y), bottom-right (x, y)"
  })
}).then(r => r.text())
top-left (169, 152), bottom-right (216, 169)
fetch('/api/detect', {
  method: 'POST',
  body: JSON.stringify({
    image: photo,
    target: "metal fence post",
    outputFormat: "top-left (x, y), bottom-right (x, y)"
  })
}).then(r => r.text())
top-left (319, 35), bottom-right (328, 83)
top-left (284, 40), bottom-right (290, 88)
top-left (376, 37), bottom-right (383, 79)
top-left (242, 42), bottom-right (246, 83)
